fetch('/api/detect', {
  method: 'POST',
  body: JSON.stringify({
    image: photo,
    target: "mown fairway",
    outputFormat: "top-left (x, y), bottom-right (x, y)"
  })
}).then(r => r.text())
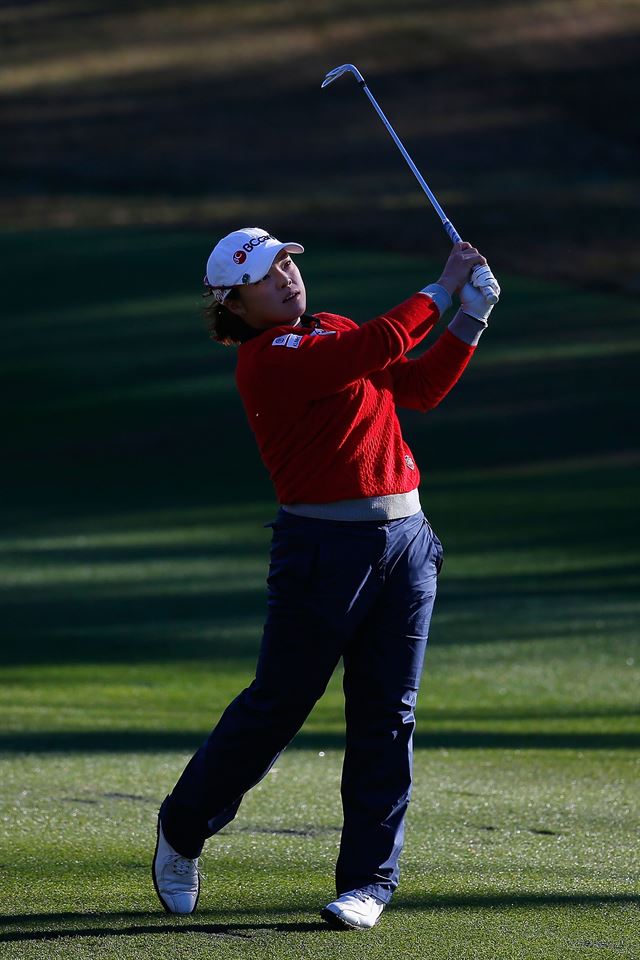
top-left (0, 230), bottom-right (638, 958)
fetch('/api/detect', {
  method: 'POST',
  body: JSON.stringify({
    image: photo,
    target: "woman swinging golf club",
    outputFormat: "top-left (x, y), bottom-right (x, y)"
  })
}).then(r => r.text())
top-left (152, 226), bottom-right (500, 930)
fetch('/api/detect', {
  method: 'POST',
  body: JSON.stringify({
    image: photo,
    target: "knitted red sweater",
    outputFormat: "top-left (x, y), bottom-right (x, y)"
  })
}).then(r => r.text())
top-left (235, 293), bottom-right (475, 504)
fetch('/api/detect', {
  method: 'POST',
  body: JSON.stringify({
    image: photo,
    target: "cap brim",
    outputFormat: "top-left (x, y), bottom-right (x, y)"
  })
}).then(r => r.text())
top-left (267, 241), bottom-right (304, 263)
top-left (260, 241), bottom-right (304, 275)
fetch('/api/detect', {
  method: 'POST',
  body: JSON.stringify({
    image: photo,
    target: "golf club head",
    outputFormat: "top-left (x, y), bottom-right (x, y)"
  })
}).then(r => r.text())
top-left (321, 63), bottom-right (365, 88)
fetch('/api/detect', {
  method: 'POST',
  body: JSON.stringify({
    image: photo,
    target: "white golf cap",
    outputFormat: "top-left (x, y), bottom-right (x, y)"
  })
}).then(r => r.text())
top-left (204, 227), bottom-right (304, 303)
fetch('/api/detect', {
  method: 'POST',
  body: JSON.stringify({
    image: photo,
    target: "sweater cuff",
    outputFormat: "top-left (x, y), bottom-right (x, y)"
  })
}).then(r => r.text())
top-left (448, 309), bottom-right (488, 346)
top-left (420, 283), bottom-right (452, 318)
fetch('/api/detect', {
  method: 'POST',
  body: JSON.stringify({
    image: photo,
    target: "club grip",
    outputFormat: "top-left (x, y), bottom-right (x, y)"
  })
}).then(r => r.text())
top-left (442, 220), bottom-right (462, 244)
top-left (482, 287), bottom-right (499, 305)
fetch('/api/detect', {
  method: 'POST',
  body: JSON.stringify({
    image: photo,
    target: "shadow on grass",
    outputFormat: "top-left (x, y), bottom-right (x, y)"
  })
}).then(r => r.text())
top-left (0, 919), bottom-right (327, 944)
top-left (396, 892), bottom-right (640, 911)
top-left (2, 564), bottom-right (638, 668)
top-left (1, 893), bottom-right (638, 943)
top-left (1, 729), bottom-right (638, 754)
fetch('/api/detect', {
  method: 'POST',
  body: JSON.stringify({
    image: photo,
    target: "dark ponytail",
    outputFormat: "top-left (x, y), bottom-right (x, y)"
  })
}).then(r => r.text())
top-left (202, 287), bottom-right (245, 346)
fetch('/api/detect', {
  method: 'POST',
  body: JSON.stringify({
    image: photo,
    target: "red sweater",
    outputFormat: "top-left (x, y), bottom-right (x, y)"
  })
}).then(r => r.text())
top-left (235, 293), bottom-right (475, 504)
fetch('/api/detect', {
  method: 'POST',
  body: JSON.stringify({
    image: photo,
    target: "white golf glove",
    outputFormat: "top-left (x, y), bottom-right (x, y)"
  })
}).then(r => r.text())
top-left (461, 265), bottom-right (501, 322)
top-left (472, 264), bottom-right (500, 301)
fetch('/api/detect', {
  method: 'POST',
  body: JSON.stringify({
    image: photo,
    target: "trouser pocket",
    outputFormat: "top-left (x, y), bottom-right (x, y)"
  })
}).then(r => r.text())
top-left (424, 518), bottom-right (444, 575)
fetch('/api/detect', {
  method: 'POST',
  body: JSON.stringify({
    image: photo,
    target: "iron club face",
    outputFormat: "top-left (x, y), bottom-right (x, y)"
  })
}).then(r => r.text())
top-left (320, 64), bottom-right (364, 89)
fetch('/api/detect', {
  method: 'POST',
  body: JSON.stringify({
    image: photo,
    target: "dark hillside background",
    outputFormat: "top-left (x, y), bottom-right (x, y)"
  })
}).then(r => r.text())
top-left (1, 0), bottom-right (639, 291)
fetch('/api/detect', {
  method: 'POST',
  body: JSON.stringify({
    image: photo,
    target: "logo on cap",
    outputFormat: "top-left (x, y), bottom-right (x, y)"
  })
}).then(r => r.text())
top-left (233, 250), bottom-right (247, 264)
top-left (405, 454), bottom-right (415, 471)
top-left (243, 234), bottom-right (271, 253)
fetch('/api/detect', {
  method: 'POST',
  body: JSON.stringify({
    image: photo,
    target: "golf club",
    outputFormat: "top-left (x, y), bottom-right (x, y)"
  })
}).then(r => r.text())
top-left (321, 64), bottom-right (499, 304)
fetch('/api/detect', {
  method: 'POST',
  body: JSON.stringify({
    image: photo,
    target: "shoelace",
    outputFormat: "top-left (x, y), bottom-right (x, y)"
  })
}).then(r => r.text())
top-left (171, 855), bottom-right (206, 881)
top-left (351, 889), bottom-right (371, 903)
top-left (171, 856), bottom-right (193, 877)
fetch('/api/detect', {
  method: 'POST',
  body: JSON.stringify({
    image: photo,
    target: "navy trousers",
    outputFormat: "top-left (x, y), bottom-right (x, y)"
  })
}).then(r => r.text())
top-left (161, 508), bottom-right (443, 904)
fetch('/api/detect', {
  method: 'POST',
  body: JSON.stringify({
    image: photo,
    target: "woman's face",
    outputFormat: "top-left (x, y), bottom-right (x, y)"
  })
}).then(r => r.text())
top-left (227, 250), bottom-right (307, 330)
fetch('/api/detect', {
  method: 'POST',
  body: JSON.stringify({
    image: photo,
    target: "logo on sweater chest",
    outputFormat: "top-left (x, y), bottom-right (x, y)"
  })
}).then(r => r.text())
top-left (272, 333), bottom-right (302, 348)
top-left (404, 454), bottom-right (415, 471)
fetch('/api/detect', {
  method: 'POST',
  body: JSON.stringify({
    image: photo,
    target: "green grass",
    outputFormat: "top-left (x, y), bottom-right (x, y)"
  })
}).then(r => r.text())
top-left (1, 750), bottom-right (637, 959)
top-left (0, 229), bottom-right (638, 958)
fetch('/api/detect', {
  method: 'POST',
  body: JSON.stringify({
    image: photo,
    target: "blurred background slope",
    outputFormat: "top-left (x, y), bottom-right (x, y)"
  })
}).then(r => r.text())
top-left (1, 0), bottom-right (639, 290)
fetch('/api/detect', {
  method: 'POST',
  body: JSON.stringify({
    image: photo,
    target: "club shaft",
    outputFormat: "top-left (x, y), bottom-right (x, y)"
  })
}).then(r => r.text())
top-left (324, 65), bottom-right (498, 304)
top-left (359, 82), bottom-right (462, 245)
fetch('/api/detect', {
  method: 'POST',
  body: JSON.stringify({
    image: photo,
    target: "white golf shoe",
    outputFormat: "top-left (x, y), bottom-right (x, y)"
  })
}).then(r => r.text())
top-left (152, 818), bottom-right (201, 914)
top-left (321, 889), bottom-right (385, 930)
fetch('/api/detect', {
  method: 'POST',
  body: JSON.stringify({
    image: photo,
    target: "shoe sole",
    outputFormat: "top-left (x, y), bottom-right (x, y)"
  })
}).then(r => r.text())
top-left (320, 906), bottom-right (379, 931)
top-left (151, 815), bottom-right (201, 915)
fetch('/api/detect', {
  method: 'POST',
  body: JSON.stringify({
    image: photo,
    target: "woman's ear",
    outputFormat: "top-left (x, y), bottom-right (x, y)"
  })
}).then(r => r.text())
top-left (225, 295), bottom-right (246, 318)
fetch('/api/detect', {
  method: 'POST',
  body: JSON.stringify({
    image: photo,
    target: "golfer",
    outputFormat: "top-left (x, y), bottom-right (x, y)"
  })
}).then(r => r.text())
top-left (153, 227), bottom-right (500, 929)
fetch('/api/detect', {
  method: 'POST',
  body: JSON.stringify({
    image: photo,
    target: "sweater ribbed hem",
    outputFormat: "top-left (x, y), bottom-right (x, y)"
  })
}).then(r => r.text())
top-left (280, 489), bottom-right (421, 522)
